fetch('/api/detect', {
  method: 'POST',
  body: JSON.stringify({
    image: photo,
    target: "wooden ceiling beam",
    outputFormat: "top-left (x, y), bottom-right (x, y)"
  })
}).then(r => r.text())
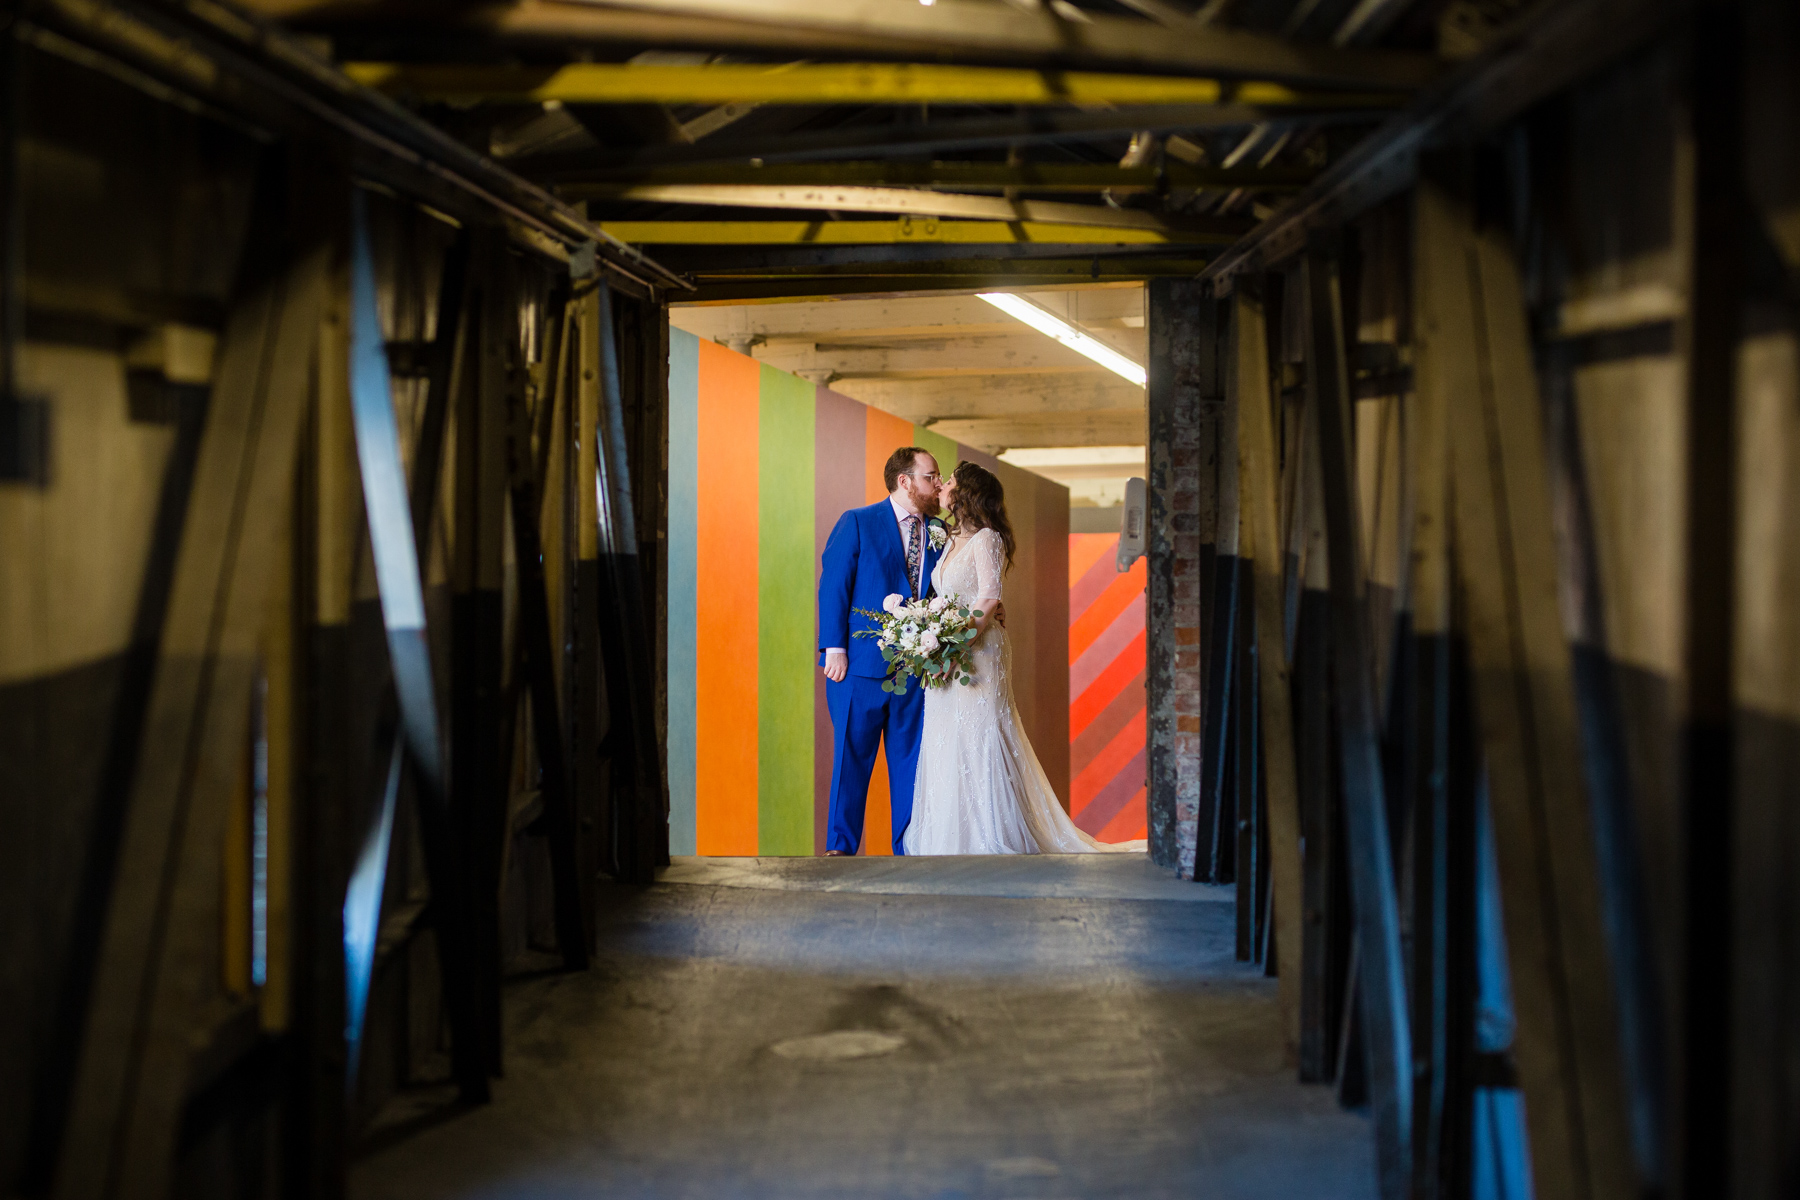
top-left (678, 258), bottom-right (1203, 279)
top-left (827, 371), bottom-right (1148, 420)
top-left (596, 219), bottom-right (1226, 245)
top-left (592, 186), bottom-right (1251, 236)
top-left (921, 411), bottom-right (1150, 450)
top-left (681, 277), bottom-right (1164, 301)
top-left (752, 333), bottom-right (1131, 377)
top-left (645, 242), bottom-right (1194, 271)
top-left (667, 287), bottom-right (1141, 340)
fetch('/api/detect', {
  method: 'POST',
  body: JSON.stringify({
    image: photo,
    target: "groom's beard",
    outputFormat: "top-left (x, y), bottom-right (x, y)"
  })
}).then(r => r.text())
top-left (909, 484), bottom-right (941, 516)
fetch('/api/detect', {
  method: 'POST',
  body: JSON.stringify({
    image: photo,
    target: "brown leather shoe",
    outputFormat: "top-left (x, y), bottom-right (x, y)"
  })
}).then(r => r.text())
top-left (823, 849), bottom-right (850, 857)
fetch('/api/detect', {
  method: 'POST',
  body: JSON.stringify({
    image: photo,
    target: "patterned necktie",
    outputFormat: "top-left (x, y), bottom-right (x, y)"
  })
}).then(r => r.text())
top-left (903, 514), bottom-right (922, 599)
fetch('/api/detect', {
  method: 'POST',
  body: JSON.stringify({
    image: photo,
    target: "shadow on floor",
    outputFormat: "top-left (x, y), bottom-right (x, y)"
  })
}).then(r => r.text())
top-left (351, 857), bottom-right (1375, 1200)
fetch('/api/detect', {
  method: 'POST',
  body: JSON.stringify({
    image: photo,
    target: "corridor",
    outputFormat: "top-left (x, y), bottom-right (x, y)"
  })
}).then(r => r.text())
top-left (350, 857), bottom-right (1374, 1200)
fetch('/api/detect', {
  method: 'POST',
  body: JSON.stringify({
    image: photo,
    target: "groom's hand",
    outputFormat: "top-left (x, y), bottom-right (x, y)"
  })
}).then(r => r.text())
top-left (823, 649), bottom-right (848, 682)
top-left (994, 602), bottom-right (1007, 629)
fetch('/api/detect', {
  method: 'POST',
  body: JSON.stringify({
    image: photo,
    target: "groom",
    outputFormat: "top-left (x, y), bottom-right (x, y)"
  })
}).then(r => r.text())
top-left (817, 447), bottom-right (944, 856)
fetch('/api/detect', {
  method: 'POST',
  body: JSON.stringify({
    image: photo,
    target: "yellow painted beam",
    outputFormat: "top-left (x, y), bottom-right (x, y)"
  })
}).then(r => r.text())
top-left (596, 219), bottom-right (1186, 245)
top-left (345, 61), bottom-right (1403, 108)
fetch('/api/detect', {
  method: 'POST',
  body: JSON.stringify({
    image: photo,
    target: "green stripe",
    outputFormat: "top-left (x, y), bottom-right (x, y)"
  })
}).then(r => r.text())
top-left (912, 425), bottom-right (961, 481)
top-left (758, 365), bottom-right (817, 855)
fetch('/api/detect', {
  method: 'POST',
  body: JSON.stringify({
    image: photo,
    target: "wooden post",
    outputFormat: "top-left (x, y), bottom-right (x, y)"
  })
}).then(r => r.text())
top-left (1419, 167), bottom-right (1639, 1200)
top-left (1303, 245), bottom-right (1413, 1200)
top-left (1396, 166), bottom-right (1455, 1194)
top-left (1234, 285), bottom-right (1307, 1065)
top-left (504, 286), bottom-right (591, 970)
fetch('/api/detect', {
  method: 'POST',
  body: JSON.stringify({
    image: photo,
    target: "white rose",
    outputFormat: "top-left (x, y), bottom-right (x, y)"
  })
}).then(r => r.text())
top-left (929, 596), bottom-right (949, 613)
top-left (919, 631), bottom-right (940, 654)
top-left (882, 593), bottom-right (905, 614)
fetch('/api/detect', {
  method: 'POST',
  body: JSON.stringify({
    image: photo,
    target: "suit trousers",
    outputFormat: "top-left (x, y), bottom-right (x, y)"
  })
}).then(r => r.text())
top-left (825, 673), bottom-right (923, 855)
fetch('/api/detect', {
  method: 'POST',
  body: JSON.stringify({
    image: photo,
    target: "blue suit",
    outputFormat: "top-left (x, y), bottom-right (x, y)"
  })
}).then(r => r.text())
top-left (817, 499), bottom-right (941, 854)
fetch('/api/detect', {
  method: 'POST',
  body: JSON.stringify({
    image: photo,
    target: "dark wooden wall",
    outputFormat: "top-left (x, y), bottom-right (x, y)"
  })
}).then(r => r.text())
top-left (1136, 4), bottom-right (1800, 1196)
top-left (0, 21), bottom-right (672, 1200)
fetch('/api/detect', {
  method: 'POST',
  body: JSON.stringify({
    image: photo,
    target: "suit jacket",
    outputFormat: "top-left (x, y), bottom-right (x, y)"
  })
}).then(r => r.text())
top-left (817, 499), bottom-right (942, 679)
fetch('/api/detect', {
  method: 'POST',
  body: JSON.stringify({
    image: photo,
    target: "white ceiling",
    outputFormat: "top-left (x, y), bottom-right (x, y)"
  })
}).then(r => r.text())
top-left (670, 284), bottom-right (1147, 505)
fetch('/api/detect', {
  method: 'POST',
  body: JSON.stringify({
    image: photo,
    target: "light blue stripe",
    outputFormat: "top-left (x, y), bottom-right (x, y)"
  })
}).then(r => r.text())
top-left (349, 194), bottom-right (425, 633)
top-left (665, 328), bottom-right (700, 855)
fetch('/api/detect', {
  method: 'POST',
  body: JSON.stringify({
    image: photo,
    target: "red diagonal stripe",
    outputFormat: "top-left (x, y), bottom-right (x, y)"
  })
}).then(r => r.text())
top-left (1072, 707), bottom-right (1147, 810)
top-left (1076, 750), bottom-right (1147, 834)
top-left (1071, 668), bottom-right (1145, 775)
top-left (1096, 790), bottom-right (1148, 843)
top-left (1071, 592), bottom-right (1145, 697)
top-left (1070, 536), bottom-right (1122, 616)
top-left (1070, 558), bottom-right (1146, 661)
top-left (1070, 630), bottom-right (1145, 739)
top-left (1069, 534), bottom-right (1116, 587)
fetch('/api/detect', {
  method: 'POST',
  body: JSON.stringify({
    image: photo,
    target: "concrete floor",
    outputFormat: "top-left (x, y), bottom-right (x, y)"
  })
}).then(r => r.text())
top-left (352, 855), bottom-right (1377, 1200)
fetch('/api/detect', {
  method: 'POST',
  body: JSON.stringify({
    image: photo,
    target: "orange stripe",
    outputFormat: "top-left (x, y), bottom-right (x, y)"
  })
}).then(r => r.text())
top-left (1068, 533), bottom-right (1115, 585)
top-left (1070, 630), bottom-right (1146, 739)
top-left (694, 341), bottom-right (761, 855)
top-left (1071, 707), bottom-right (1147, 809)
top-left (1096, 790), bottom-right (1148, 843)
top-left (858, 740), bottom-right (894, 856)
top-left (865, 409), bottom-right (916, 504)
top-left (1069, 557), bottom-right (1146, 660)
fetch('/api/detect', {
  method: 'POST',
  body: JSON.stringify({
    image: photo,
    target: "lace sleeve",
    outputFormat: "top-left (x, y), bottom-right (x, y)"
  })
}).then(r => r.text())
top-left (974, 528), bottom-right (1005, 603)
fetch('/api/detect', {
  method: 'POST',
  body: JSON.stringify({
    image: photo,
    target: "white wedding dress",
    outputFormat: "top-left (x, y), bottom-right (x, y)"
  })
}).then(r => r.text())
top-left (903, 528), bottom-right (1144, 855)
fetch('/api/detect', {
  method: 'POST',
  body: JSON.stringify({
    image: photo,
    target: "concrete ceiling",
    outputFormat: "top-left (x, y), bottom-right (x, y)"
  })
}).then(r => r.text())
top-left (669, 284), bottom-right (1147, 506)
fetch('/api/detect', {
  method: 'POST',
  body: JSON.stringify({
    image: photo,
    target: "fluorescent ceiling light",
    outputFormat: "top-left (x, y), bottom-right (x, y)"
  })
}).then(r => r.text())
top-left (977, 292), bottom-right (1147, 386)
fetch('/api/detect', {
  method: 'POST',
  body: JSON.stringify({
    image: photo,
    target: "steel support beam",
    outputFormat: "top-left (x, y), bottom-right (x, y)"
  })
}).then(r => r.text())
top-left (1679, 1), bottom-right (1743, 1191)
top-left (1202, 0), bottom-right (1686, 289)
top-left (1303, 246), bottom-right (1411, 1200)
top-left (23, 0), bottom-right (688, 290)
top-left (558, 160), bottom-right (1316, 194)
top-left (313, 0), bottom-right (1442, 90)
top-left (347, 60), bottom-right (1406, 107)
top-left (530, 105), bottom-right (1340, 171)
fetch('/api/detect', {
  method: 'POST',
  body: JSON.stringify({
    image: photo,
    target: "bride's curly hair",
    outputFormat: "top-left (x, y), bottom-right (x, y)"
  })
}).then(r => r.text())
top-left (948, 461), bottom-right (1016, 572)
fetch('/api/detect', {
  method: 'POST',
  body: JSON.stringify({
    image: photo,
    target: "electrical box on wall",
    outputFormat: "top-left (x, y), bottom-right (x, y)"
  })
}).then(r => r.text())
top-left (1117, 477), bottom-right (1146, 571)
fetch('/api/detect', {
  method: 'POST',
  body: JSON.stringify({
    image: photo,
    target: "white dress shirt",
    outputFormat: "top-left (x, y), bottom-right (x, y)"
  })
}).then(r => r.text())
top-left (824, 494), bottom-right (923, 657)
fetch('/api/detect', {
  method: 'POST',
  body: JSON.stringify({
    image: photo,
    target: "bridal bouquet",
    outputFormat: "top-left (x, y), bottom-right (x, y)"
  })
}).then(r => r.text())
top-left (854, 592), bottom-right (984, 693)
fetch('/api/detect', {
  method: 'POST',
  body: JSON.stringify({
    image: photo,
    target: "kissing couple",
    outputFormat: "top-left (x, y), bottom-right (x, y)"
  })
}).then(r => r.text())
top-left (817, 447), bottom-right (1144, 856)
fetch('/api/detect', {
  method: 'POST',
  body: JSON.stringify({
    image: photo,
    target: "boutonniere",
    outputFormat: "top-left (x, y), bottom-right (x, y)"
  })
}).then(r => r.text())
top-left (926, 519), bottom-right (949, 552)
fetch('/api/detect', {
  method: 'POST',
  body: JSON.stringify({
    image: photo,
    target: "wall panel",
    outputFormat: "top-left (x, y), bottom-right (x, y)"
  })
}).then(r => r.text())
top-left (667, 335), bottom-right (1076, 854)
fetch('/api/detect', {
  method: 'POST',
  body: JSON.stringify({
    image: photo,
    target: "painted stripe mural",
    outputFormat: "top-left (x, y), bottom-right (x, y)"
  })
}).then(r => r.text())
top-left (1068, 534), bottom-right (1148, 843)
top-left (668, 327), bottom-right (1073, 855)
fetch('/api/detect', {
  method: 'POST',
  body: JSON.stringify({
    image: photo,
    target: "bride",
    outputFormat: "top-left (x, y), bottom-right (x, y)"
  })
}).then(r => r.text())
top-left (903, 461), bottom-right (1144, 856)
